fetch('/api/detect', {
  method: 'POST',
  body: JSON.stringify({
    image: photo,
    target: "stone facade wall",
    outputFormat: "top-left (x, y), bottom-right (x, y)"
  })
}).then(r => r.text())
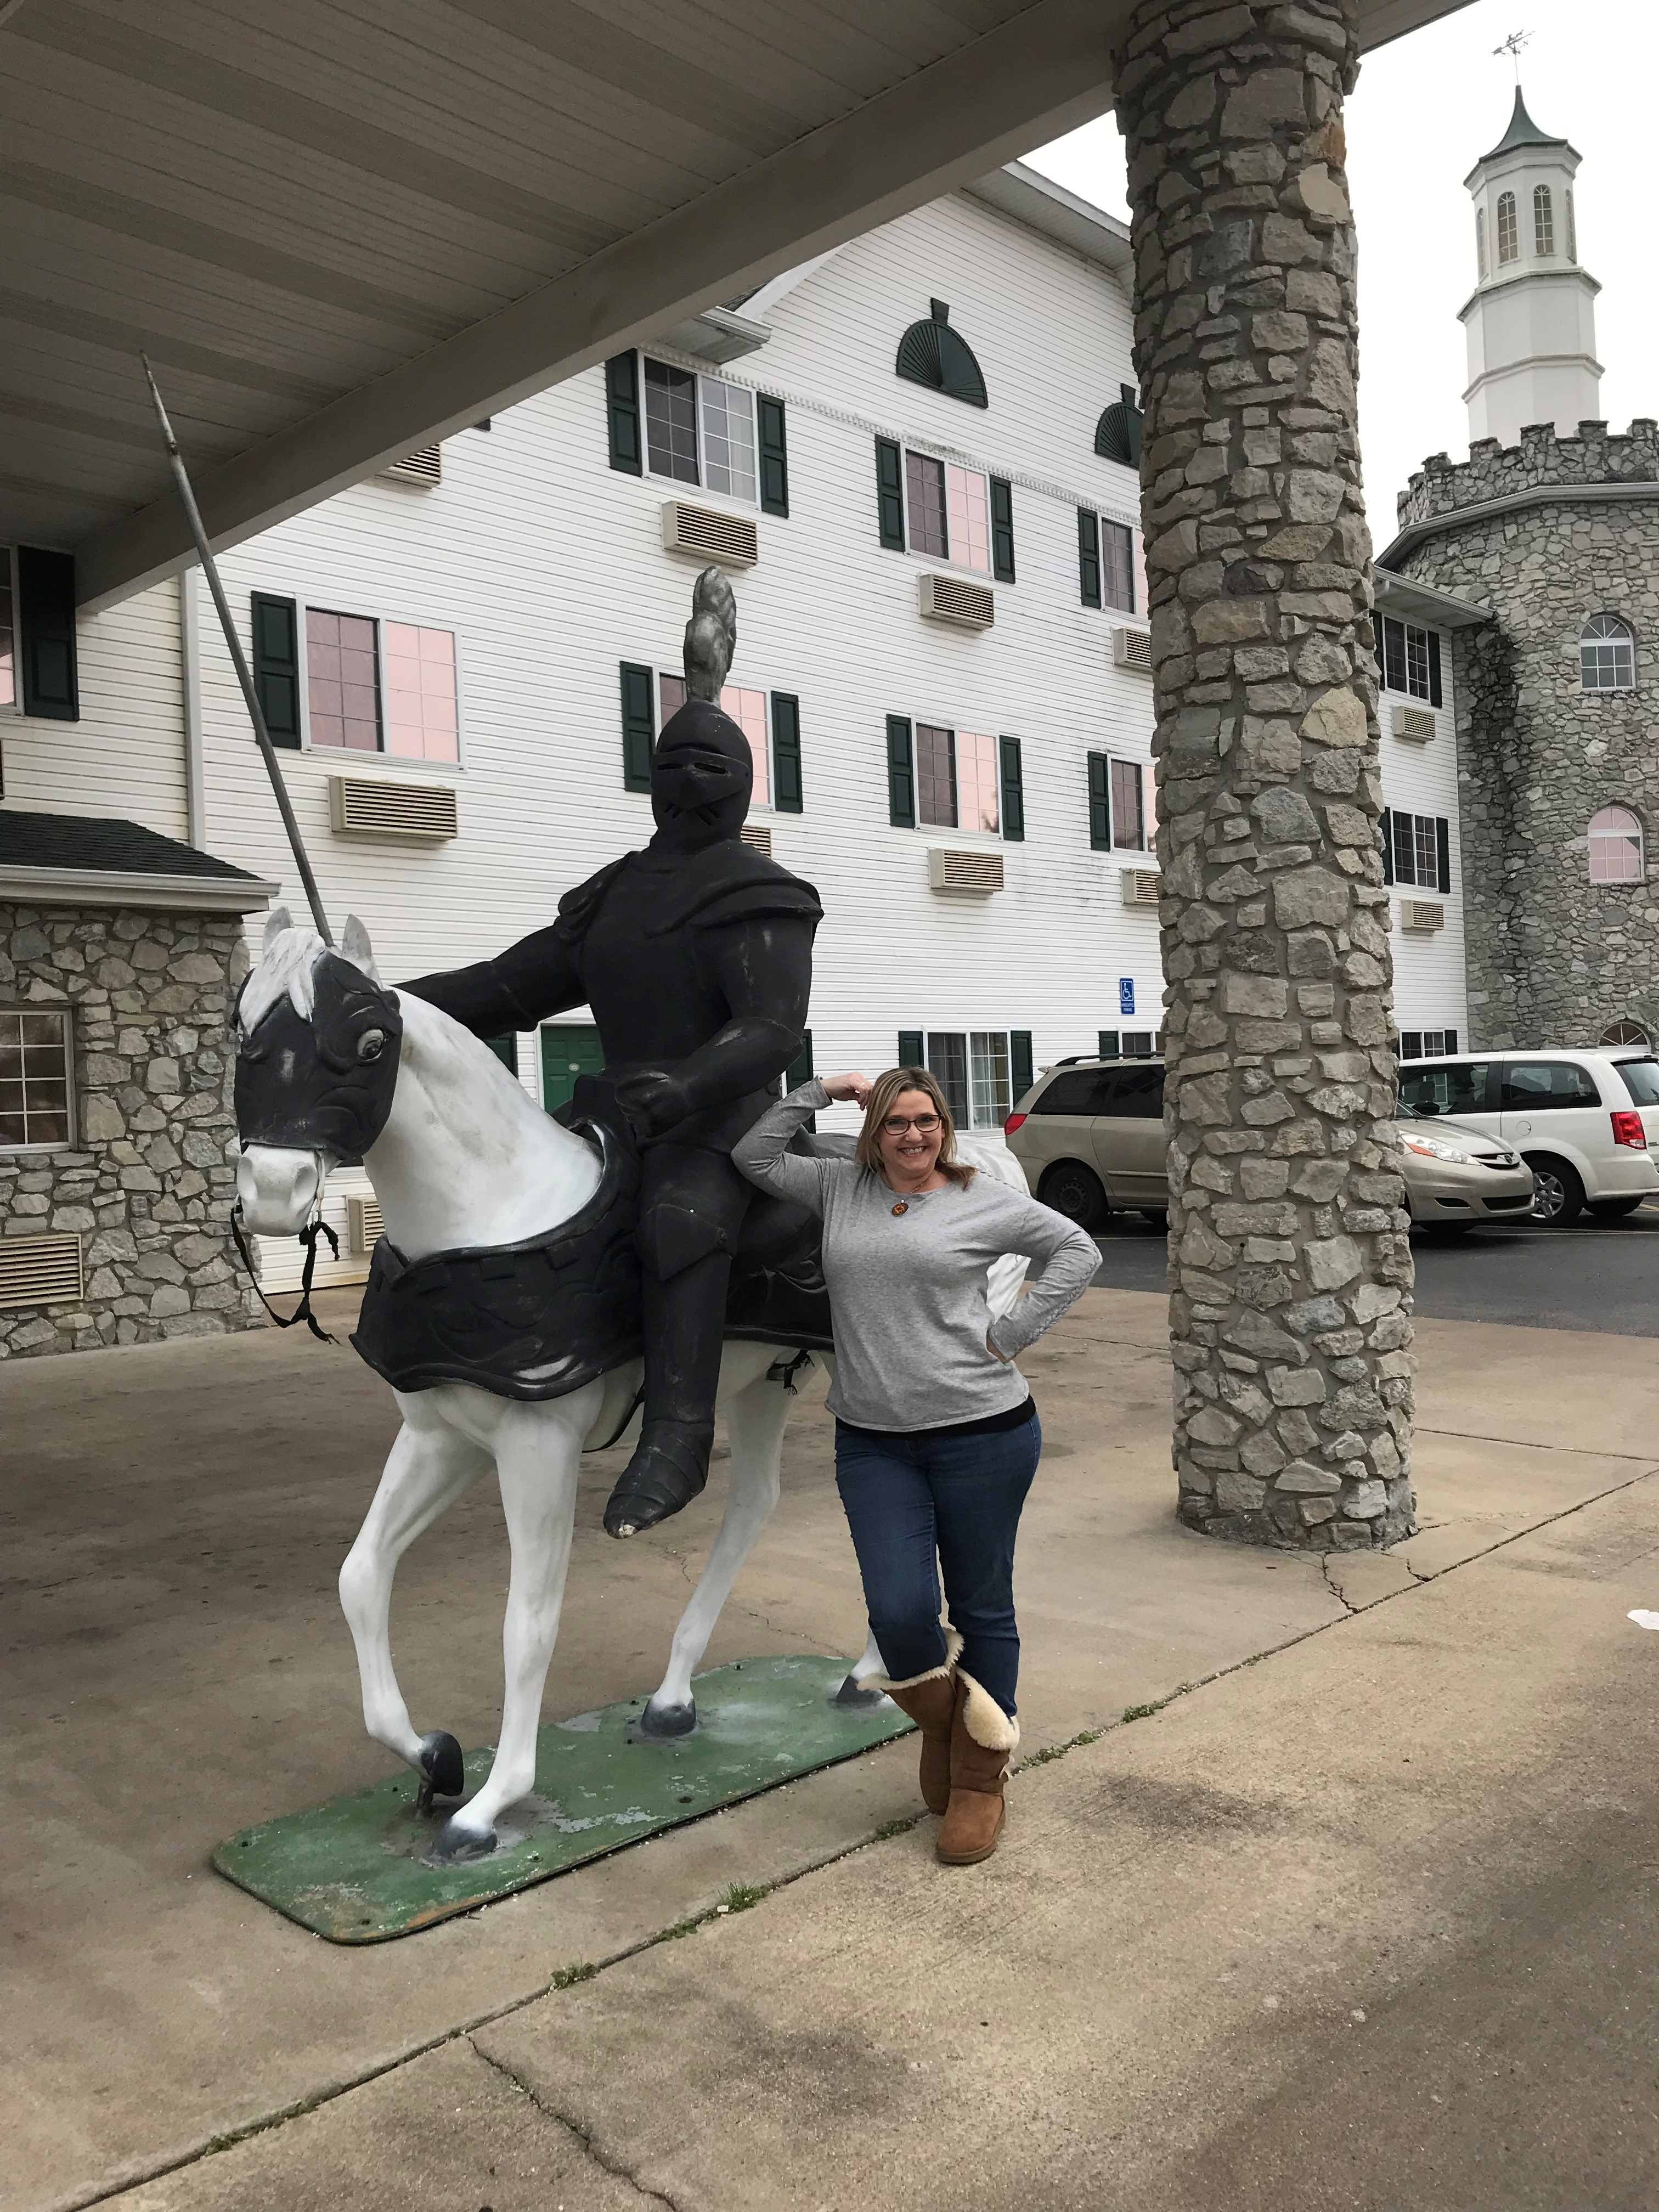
top-left (1393, 421), bottom-right (1659, 1049)
top-left (1112, 0), bottom-right (1415, 1553)
top-left (0, 904), bottom-right (264, 1357)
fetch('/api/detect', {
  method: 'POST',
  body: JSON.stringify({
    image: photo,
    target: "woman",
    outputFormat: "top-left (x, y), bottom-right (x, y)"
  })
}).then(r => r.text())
top-left (733, 1064), bottom-right (1098, 1864)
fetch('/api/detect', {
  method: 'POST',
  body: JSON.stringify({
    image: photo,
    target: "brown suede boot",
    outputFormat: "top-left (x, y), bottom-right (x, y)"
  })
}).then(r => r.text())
top-left (936, 1669), bottom-right (1019, 1865)
top-left (873, 1630), bottom-right (962, 1815)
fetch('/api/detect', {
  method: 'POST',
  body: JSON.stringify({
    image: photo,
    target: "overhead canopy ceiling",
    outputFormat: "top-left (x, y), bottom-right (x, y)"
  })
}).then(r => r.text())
top-left (0, 0), bottom-right (1471, 611)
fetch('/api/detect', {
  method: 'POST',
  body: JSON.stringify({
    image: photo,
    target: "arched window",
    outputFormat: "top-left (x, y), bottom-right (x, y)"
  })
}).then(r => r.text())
top-left (1497, 190), bottom-right (1519, 263)
top-left (1566, 189), bottom-right (1577, 262)
top-left (1094, 383), bottom-right (1143, 466)
top-left (1582, 613), bottom-right (1636, 691)
top-left (1588, 807), bottom-right (1645, 883)
top-left (895, 300), bottom-right (988, 409)
top-left (1533, 184), bottom-right (1554, 256)
top-left (1601, 1020), bottom-right (1652, 1047)
top-left (1476, 206), bottom-right (1488, 279)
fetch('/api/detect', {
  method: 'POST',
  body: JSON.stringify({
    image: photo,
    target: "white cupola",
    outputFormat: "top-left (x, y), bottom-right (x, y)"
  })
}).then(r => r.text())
top-left (1460, 89), bottom-right (1602, 445)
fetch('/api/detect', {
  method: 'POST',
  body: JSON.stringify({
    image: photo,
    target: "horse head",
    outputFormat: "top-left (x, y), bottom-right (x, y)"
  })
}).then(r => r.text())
top-left (233, 909), bottom-right (403, 1236)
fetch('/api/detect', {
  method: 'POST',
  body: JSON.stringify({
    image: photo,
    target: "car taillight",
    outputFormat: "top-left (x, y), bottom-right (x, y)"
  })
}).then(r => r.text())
top-left (1004, 1112), bottom-right (1028, 1135)
top-left (1611, 1110), bottom-right (1647, 1149)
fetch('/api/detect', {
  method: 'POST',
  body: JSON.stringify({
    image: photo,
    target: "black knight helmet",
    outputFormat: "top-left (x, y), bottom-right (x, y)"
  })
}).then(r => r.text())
top-left (651, 567), bottom-right (752, 850)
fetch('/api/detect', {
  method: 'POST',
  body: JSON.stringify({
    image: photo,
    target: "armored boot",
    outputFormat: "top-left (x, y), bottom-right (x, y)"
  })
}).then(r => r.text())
top-left (605, 1248), bottom-right (730, 1538)
top-left (873, 1629), bottom-right (963, 1816)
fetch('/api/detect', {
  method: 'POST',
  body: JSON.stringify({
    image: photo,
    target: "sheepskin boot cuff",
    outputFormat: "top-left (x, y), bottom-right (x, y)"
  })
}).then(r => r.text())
top-left (868, 1626), bottom-right (963, 1697)
top-left (956, 1668), bottom-right (1019, 1757)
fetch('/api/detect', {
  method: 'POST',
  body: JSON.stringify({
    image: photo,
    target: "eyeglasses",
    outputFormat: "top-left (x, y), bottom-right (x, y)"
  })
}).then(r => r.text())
top-left (881, 1113), bottom-right (941, 1135)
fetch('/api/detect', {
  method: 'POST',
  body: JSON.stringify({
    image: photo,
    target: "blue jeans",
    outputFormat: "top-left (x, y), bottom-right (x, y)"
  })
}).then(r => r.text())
top-left (834, 1411), bottom-right (1042, 1719)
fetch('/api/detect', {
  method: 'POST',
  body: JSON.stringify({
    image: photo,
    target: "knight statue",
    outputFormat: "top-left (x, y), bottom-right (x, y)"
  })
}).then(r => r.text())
top-left (401, 568), bottom-right (821, 1539)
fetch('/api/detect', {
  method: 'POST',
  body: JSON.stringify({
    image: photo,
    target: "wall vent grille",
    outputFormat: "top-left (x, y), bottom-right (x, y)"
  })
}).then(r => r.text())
top-left (739, 823), bottom-right (772, 856)
top-left (1392, 706), bottom-right (1437, 743)
top-left (660, 501), bottom-right (759, 568)
top-left (1113, 625), bottom-right (1153, 674)
top-left (927, 847), bottom-right (1004, 894)
top-left (1121, 868), bottom-right (1162, 906)
top-left (347, 1194), bottom-right (385, 1255)
top-left (1399, 898), bottom-right (1446, 933)
top-left (382, 444), bottom-right (442, 486)
top-left (918, 573), bottom-right (995, 631)
top-left (329, 776), bottom-right (459, 839)
top-left (0, 1232), bottom-right (83, 1311)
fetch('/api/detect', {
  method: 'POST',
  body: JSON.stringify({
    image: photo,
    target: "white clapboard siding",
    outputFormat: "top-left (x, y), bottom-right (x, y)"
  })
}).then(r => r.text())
top-left (1379, 646), bottom-right (1470, 1045)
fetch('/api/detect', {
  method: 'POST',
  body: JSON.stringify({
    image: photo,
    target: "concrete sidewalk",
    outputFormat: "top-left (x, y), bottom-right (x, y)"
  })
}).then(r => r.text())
top-left (5, 1288), bottom-right (1657, 2211)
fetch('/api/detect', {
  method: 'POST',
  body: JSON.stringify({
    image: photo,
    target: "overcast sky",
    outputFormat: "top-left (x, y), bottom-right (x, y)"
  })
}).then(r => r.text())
top-left (1025, 0), bottom-right (1658, 544)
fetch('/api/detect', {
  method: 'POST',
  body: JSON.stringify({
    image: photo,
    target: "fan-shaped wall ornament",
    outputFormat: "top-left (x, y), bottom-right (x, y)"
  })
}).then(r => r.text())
top-left (895, 300), bottom-right (988, 409)
top-left (1096, 383), bottom-right (1143, 467)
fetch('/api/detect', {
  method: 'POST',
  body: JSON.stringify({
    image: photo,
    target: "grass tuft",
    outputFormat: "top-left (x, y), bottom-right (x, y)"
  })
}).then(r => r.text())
top-left (720, 1882), bottom-right (768, 1914)
top-left (871, 1814), bottom-right (920, 1842)
top-left (548, 1960), bottom-right (597, 1989)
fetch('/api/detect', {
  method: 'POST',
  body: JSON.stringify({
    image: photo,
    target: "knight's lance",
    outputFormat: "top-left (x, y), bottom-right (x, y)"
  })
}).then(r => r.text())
top-left (139, 354), bottom-right (333, 945)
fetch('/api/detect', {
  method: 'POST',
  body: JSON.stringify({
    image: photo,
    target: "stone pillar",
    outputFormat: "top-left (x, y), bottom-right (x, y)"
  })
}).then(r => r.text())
top-left (1111, 0), bottom-right (1415, 1549)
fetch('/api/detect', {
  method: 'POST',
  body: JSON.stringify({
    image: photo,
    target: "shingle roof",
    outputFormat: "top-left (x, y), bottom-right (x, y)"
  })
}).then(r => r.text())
top-left (0, 810), bottom-right (259, 881)
top-left (1481, 88), bottom-right (1571, 162)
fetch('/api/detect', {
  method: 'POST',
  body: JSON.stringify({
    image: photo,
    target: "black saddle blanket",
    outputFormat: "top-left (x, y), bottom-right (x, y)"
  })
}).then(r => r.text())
top-left (350, 1115), bottom-right (839, 1402)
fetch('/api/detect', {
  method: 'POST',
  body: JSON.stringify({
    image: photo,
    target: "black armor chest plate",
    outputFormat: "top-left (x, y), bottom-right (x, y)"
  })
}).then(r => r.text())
top-left (578, 855), bottom-right (729, 1066)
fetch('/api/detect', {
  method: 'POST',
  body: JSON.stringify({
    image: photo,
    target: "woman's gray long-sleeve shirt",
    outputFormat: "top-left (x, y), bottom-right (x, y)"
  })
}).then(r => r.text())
top-left (732, 1080), bottom-right (1099, 1432)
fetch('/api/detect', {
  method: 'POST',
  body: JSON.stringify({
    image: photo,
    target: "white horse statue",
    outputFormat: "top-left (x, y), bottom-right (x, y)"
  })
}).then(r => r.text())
top-left (232, 911), bottom-right (1031, 1862)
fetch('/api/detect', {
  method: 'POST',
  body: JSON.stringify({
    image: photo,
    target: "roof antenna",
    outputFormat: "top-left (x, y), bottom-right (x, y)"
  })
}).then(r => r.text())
top-left (1493, 28), bottom-right (1531, 83)
top-left (138, 354), bottom-right (334, 945)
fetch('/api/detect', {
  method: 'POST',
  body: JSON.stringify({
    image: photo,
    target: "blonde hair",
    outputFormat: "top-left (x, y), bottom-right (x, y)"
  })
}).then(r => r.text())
top-left (854, 1066), bottom-right (977, 1188)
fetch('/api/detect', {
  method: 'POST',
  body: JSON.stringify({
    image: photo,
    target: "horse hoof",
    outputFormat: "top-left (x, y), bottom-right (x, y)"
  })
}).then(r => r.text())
top-left (636, 1697), bottom-right (697, 1740)
top-left (419, 1730), bottom-right (466, 1799)
top-left (834, 1673), bottom-right (888, 1711)
top-left (430, 1814), bottom-right (496, 1864)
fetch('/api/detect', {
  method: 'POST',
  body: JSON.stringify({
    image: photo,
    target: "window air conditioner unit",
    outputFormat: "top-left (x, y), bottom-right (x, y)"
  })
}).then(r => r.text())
top-left (0, 1232), bottom-right (83, 1312)
top-left (1399, 898), bottom-right (1446, 933)
top-left (918, 573), bottom-right (995, 631)
top-left (329, 776), bottom-right (459, 840)
top-left (347, 1194), bottom-right (385, 1255)
top-left (1392, 706), bottom-right (1436, 743)
top-left (927, 847), bottom-right (1004, 894)
top-left (1113, 625), bottom-right (1154, 675)
top-left (1121, 868), bottom-right (1162, 907)
top-left (382, 444), bottom-right (442, 486)
top-left (660, 501), bottom-right (759, 568)
top-left (739, 823), bottom-right (772, 856)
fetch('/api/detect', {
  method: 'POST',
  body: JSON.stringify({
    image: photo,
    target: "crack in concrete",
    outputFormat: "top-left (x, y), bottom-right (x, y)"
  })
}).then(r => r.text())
top-left (1321, 1558), bottom-right (1361, 1615)
top-left (470, 2040), bottom-right (685, 2211)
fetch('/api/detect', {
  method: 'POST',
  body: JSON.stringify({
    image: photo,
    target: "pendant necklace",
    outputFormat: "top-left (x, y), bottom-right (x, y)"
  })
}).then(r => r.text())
top-left (890, 1200), bottom-right (909, 1216)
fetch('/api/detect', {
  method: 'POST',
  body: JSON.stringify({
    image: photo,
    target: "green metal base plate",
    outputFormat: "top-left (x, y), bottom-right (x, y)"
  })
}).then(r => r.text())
top-left (212, 1656), bottom-right (909, 1943)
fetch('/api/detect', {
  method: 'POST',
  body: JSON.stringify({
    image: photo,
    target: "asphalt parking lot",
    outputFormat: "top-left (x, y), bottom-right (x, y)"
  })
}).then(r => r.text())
top-left (1087, 1199), bottom-right (1659, 1337)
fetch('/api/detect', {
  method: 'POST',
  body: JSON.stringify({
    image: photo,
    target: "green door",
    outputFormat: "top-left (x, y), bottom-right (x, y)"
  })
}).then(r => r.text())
top-left (540, 1023), bottom-right (605, 1113)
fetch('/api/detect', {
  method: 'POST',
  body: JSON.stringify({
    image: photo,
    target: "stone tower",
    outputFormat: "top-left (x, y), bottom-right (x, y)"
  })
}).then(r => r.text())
top-left (1461, 89), bottom-right (1602, 447)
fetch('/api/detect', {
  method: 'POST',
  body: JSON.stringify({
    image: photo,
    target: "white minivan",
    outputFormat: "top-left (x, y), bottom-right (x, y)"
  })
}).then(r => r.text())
top-left (1396, 1050), bottom-right (1659, 1224)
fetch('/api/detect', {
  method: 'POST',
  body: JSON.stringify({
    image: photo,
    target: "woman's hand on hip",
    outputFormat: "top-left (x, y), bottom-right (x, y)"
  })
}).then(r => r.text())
top-left (986, 1333), bottom-right (1012, 1364)
top-left (821, 1071), bottom-right (872, 1106)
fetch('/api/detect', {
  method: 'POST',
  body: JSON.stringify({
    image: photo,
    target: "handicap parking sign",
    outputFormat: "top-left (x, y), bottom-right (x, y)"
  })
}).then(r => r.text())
top-left (1119, 978), bottom-right (1135, 1016)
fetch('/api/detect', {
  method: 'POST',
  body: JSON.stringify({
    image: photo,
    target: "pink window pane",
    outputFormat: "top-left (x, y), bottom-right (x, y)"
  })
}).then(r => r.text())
top-left (659, 673), bottom-right (687, 721)
top-left (721, 684), bottom-right (769, 806)
top-left (945, 466), bottom-right (991, 574)
top-left (307, 608), bottom-right (381, 751)
top-left (1133, 529), bottom-right (1149, 621)
top-left (957, 730), bottom-right (999, 834)
top-left (1589, 806), bottom-right (1643, 883)
top-left (382, 622), bottom-right (459, 761)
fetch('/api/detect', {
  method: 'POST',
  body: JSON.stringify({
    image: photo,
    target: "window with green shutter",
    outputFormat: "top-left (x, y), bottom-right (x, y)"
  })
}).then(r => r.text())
top-left (619, 661), bottom-right (656, 792)
top-left (1078, 510), bottom-right (1102, 608)
top-left (1097, 1030), bottom-right (1121, 1060)
top-left (251, 593), bottom-right (301, 749)
top-left (758, 394), bottom-right (789, 517)
top-left (771, 691), bottom-right (803, 812)
top-left (1087, 752), bottom-right (1112, 850)
top-left (875, 438), bottom-right (906, 550)
top-left (989, 477), bottom-right (1016, 583)
top-left (898, 1029), bottom-right (924, 1069)
top-left (886, 715), bottom-right (915, 827)
top-left (1011, 1030), bottom-right (1034, 1104)
top-left (998, 734), bottom-right (1025, 843)
top-left (605, 352), bottom-right (642, 475)
top-left (17, 548), bottom-right (78, 721)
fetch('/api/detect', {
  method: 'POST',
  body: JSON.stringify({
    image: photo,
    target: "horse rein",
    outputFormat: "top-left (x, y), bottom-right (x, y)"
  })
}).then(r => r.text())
top-left (229, 1184), bottom-right (340, 1344)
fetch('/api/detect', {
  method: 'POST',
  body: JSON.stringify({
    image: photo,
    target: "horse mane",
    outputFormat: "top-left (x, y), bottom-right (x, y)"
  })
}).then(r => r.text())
top-left (239, 926), bottom-right (332, 1031)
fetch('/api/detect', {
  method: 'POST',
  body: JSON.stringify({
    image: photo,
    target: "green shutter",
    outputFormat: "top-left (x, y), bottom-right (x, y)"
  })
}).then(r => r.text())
top-left (771, 691), bottom-right (803, 812)
top-left (998, 733), bottom-right (1025, 843)
top-left (785, 1030), bottom-right (814, 1088)
top-left (250, 592), bottom-right (301, 749)
top-left (1010, 1030), bottom-right (1034, 1104)
top-left (1436, 815), bottom-right (1451, 894)
top-left (1087, 752), bottom-right (1112, 850)
top-left (875, 437), bottom-right (906, 550)
top-left (17, 548), bottom-right (78, 721)
top-left (1097, 1030), bottom-right (1120, 1060)
top-left (989, 476), bottom-right (1016, 583)
top-left (1078, 510), bottom-right (1102, 607)
top-left (485, 1034), bottom-right (518, 1075)
top-left (605, 352), bottom-right (642, 475)
top-left (620, 661), bottom-right (656, 791)
top-left (1427, 630), bottom-right (1443, 708)
top-left (758, 394), bottom-right (789, 517)
top-left (898, 1029), bottom-right (924, 1070)
top-left (886, 715), bottom-right (915, 827)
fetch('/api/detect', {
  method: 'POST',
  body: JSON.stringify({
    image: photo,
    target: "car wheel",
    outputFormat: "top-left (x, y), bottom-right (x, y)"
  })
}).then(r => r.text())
top-left (1588, 1195), bottom-right (1644, 1219)
top-left (1040, 1160), bottom-right (1107, 1232)
top-left (1525, 1155), bottom-right (1585, 1226)
top-left (1139, 1209), bottom-right (1169, 1229)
